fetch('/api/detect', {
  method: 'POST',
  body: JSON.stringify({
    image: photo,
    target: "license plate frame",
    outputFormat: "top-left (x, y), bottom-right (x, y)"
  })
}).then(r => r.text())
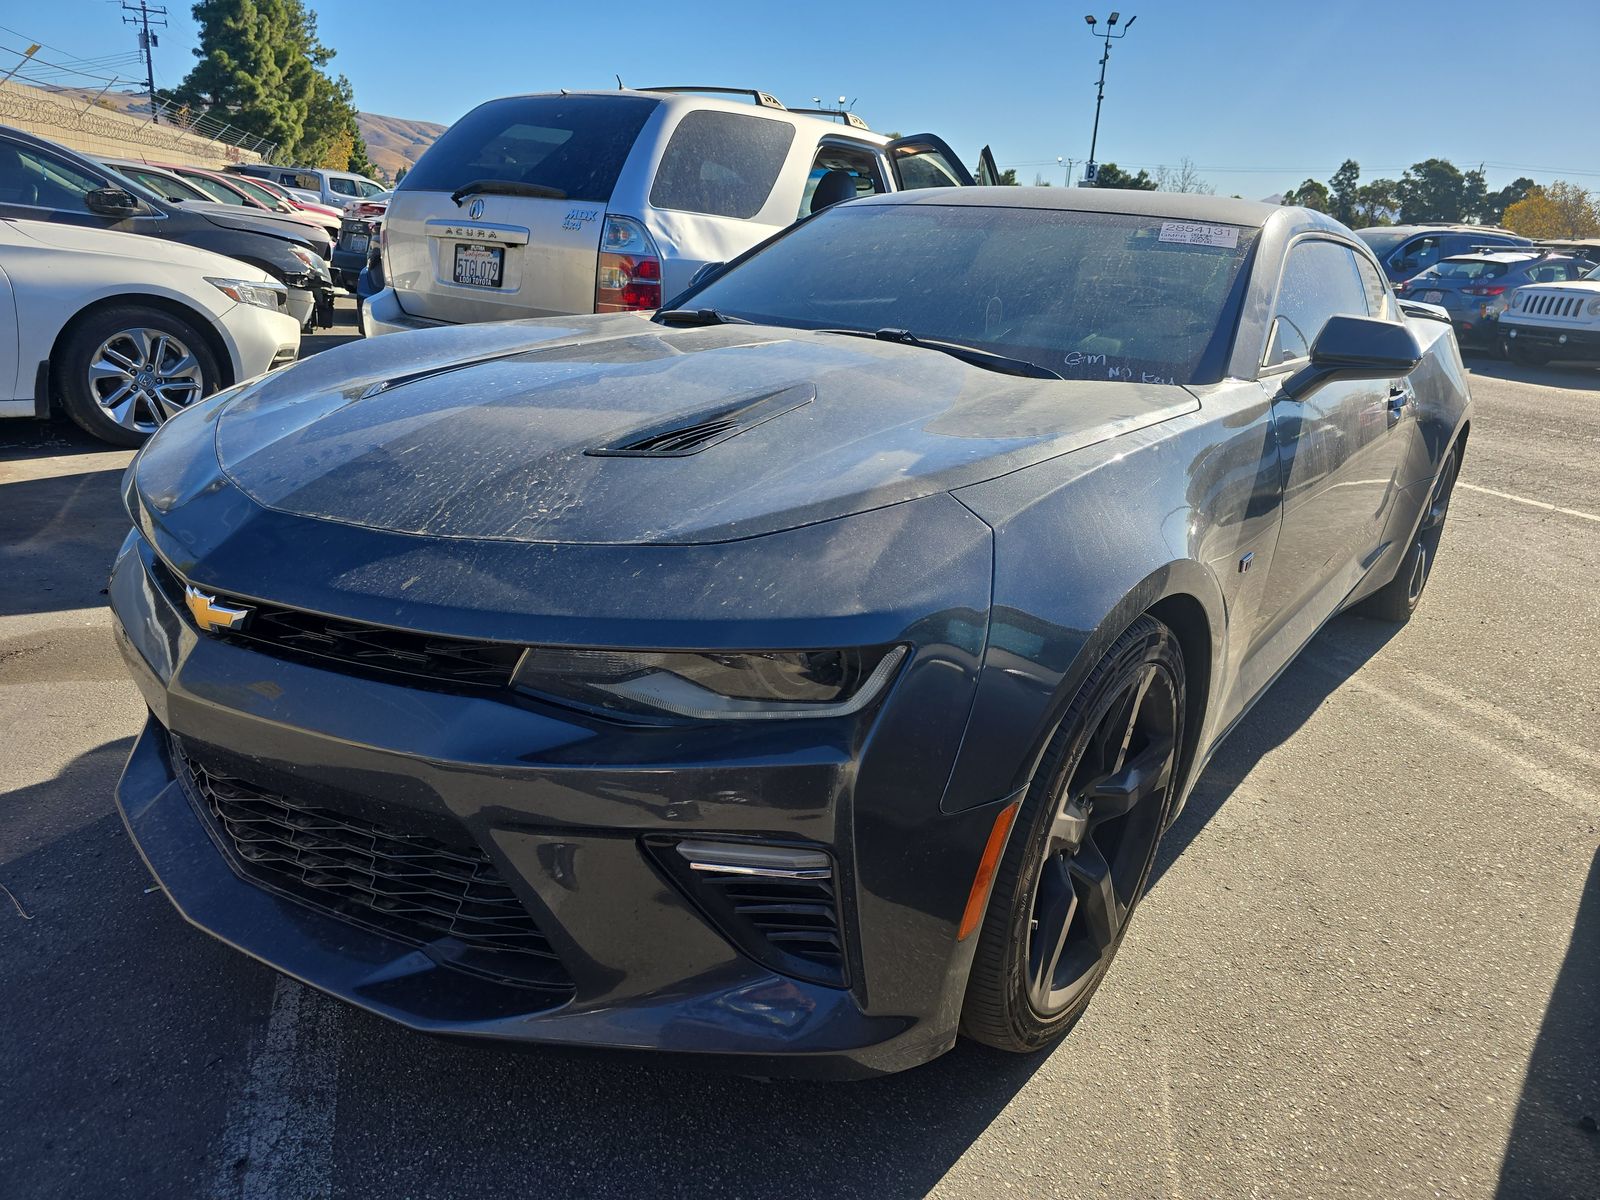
top-left (453, 243), bottom-right (504, 289)
top-left (344, 234), bottom-right (369, 255)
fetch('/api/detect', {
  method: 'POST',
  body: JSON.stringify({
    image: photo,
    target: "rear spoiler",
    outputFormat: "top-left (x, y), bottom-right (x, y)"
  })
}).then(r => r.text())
top-left (1398, 298), bottom-right (1451, 324)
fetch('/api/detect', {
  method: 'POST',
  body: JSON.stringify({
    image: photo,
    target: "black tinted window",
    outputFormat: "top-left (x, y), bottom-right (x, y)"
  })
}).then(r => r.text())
top-left (650, 111), bottom-right (795, 219)
top-left (686, 204), bottom-right (1257, 385)
top-left (1267, 240), bottom-right (1368, 365)
top-left (0, 142), bottom-right (104, 210)
top-left (401, 95), bottom-right (658, 202)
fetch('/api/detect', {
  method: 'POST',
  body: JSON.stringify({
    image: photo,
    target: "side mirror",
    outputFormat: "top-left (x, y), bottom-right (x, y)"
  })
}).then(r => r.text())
top-left (85, 187), bottom-right (142, 216)
top-left (1282, 315), bottom-right (1422, 400)
top-left (687, 261), bottom-right (725, 290)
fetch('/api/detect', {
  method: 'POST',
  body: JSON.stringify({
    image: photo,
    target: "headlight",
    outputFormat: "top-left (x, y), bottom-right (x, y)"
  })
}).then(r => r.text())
top-left (287, 244), bottom-right (320, 271)
top-left (512, 645), bottom-right (907, 720)
top-left (1588, 299), bottom-right (1600, 316)
top-left (208, 277), bottom-right (287, 311)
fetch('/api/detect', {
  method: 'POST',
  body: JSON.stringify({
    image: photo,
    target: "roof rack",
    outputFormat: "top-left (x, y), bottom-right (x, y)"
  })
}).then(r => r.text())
top-left (787, 107), bottom-right (871, 130)
top-left (639, 86), bottom-right (787, 110)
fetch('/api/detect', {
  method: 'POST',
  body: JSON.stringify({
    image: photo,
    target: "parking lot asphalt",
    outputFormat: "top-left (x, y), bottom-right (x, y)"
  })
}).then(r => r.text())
top-left (2, 304), bottom-right (1596, 1199)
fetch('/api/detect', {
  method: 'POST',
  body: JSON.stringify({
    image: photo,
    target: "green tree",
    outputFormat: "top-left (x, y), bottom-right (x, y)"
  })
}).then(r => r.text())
top-left (1329, 159), bottom-right (1361, 225)
top-left (1091, 162), bottom-right (1155, 190)
top-left (996, 167), bottom-right (1018, 186)
top-left (165, 0), bottom-right (372, 173)
top-left (1396, 158), bottom-right (1467, 223)
top-left (1354, 178), bottom-right (1400, 226)
top-left (395, 165), bottom-right (408, 185)
top-left (1283, 178), bottom-right (1330, 212)
top-left (1481, 177), bottom-right (1535, 225)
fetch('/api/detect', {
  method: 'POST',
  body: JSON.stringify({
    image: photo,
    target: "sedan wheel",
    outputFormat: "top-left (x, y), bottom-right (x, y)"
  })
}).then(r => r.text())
top-left (962, 615), bottom-right (1185, 1052)
top-left (57, 306), bottom-right (221, 447)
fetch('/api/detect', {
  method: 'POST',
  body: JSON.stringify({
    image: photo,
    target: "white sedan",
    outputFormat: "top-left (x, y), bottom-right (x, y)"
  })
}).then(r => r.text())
top-left (0, 217), bottom-right (301, 445)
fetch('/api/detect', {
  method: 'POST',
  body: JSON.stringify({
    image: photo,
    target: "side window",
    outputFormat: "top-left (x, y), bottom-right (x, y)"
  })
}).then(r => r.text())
top-left (1353, 252), bottom-right (1391, 319)
top-left (798, 141), bottom-right (887, 218)
top-left (328, 177), bottom-right (358, 196)
top-left (291, 173), bottom-right (320, 192)
top-left (650, 110), bottom-right (796, 219)
top-left (357, 181), bottom-right (386, 197)
top-left (1399, 235), bottom-right (1442, 273)
top-left (0, 142), bottom-right (104, 211)
top-left (1264, 240), bottom-right (1370, 368)
top-left (891, 143), bottom-right (966, 190)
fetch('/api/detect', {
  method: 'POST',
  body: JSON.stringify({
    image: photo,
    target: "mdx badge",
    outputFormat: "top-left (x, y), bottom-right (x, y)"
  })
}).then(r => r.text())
top-left (184, 585), bottom-right (252, 634)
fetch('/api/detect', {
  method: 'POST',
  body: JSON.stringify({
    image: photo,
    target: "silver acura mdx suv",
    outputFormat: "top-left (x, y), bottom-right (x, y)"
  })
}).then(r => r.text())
top-left (362, 86), bottom-right (996, 336)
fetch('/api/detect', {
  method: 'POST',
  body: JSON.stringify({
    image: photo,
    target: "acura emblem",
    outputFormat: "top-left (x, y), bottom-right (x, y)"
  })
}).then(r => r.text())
top-left (468, 198), bottom-right (485, 220)
top-left (184, 585), bottom-right (252, 634)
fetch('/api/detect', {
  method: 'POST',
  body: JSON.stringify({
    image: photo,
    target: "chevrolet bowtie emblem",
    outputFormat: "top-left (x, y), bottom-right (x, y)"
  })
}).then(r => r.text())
top-left (184, 585), bottom-right (251, 634)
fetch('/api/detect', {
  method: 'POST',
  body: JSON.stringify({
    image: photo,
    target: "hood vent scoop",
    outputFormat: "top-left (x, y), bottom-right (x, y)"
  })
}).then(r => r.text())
top-left (588, 382), bottom-right (815, 458)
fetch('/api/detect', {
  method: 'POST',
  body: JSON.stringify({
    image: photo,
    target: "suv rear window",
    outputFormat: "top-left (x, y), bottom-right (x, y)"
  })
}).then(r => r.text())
top-left (401, 95), bottom-right (659, 203)
top-left (649, 110), bottom-right (795, 219)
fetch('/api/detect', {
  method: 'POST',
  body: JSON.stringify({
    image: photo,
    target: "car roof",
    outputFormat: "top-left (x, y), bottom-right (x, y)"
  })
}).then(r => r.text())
top-left (481, 89), bottom-right (894, 145)
top-left (850, 185), bottom-right (1290, 228)
top-left (1442, 250), bottom-right (1541, 263)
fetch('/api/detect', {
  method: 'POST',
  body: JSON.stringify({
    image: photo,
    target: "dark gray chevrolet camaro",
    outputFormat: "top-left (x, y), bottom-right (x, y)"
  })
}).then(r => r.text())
top-left (111, 189), bottom-right (1470, 1077)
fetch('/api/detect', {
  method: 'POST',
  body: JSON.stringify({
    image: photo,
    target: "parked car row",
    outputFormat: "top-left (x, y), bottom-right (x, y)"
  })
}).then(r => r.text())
top-left (0, 124), bottom-right (385, 443)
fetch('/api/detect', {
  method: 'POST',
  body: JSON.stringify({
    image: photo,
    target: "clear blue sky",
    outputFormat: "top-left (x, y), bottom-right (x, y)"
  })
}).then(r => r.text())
top-left (5, 0), bottom-right (1597, 197)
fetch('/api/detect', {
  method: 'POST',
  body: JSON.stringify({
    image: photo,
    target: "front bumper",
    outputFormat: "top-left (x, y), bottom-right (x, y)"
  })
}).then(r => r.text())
top-left (1501, 321), bottom-right (1600, 361)
top-left (217, 301), bottom-right (300, 380)
top-left (107, 493), bottom-right (1004, 1075)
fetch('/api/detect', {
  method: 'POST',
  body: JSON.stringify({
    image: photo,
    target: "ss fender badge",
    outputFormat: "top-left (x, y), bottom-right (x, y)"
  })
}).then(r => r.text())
top-left (184, 585), bottom-right (252, 634)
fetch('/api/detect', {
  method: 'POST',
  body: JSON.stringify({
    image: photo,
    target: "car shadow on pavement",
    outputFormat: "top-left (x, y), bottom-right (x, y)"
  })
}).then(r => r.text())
top-left (1494, 847), bottom-right (1600, 1198)
top-left (0, 463), bottom-right (129, 617)
top-left (1151, 611), bottom-right (1401, 888)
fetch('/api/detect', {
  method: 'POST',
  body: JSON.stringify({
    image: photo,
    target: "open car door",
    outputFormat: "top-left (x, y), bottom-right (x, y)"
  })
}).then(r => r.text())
top-left (885, 134), bottom-right (976, 189)
top-left (976, 145), bottom-right (1002, 187)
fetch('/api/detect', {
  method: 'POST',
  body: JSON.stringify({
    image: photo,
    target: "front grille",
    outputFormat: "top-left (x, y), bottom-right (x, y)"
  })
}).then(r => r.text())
top-left (177, 745), bottom-right (570, 991)
top-left (150, 556), bottom-right (524, 691)
top-left (1524, 292), bottom-right (1584, 319)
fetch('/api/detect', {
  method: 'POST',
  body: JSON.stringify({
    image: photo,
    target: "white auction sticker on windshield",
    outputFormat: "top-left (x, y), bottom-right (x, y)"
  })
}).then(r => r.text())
top-left (1158, 221), bottom-right (1240, 248)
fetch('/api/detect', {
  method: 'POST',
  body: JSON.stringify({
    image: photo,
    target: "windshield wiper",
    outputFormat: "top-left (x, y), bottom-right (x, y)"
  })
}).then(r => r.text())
top-left (451, 179), bottom-right (567, 206)
top-left (815, 328), bottom-right (1062, 380)
top-left (655, 308), bottom-right (752, 326)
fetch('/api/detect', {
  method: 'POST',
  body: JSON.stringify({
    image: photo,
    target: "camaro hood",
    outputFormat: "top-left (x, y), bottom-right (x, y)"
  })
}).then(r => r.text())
top-left (203, 315), bottom-right (1197, 546)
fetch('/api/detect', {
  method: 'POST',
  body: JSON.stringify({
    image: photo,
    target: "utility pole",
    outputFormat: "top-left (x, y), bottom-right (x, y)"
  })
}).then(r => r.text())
top-left (121, 1), bottom-right (167, 122)
top-left (1081, 12), bottom-right (1137, 185)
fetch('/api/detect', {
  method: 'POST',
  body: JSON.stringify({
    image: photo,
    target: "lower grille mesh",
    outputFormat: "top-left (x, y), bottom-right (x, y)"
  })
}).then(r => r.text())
top-left (176, 745), bottom-right (570, 991)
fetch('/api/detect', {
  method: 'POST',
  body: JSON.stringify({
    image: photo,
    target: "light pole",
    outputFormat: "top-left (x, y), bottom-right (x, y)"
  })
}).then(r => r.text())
top-left (1057, 156), bottom-right (1077, 186)
top-left (1082, 12), bottom-right (1136, 185)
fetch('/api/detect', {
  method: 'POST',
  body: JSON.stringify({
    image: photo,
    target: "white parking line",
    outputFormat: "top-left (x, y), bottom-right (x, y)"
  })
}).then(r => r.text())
top-left (212, 977), bottom-right (340, 1200)
top-left (1457, 482), bottom-right (1600, 524)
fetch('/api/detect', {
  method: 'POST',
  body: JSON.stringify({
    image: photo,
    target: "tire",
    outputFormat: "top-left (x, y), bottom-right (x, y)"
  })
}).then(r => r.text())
top-left (1356, 444), bottom-right (1461, 623)
top-left (56, 305), bottom-right (222, 447)
top-left (961, 615), bottom-right (1186, 1053)
top-left (1508, 341), bottom-right (1550, 367)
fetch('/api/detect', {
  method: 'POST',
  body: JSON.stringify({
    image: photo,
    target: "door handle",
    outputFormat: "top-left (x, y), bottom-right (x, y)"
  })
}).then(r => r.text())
top-left (1387, 383), bottom-right (1412, 423)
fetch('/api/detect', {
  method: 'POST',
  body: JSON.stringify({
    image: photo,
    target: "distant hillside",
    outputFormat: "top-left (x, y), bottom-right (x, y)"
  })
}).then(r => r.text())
top-left (357, 111), bottom-right (447, 181)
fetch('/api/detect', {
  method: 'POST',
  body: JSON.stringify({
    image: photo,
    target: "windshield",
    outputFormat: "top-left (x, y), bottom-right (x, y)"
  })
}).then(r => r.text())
top-left (1416, 259), bottom-right (1515, 281)
top-left (1355, 229), bottom-right (1407, 257)
top-left (682, 204), bottom-right (1258, 385)
top-left (230, 176), bottom-right (287, 208)
top-left (186, 173), bottom-right (249, 205)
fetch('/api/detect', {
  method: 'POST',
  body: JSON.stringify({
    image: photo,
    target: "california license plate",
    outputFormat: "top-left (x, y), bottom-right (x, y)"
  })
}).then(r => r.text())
top-left (345, 234), bottom-right (369, 255)
top-left (453, 243), bottom-right (503, 288)
top-left (1423, 290), bottom-right (1443, 304)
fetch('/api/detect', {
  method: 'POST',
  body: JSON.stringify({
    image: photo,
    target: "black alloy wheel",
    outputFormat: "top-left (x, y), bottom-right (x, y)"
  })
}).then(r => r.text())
top-left (962, 615), bottom-right (1185, 1052)
top-left (1357, 444), bottom-right (1461, 622)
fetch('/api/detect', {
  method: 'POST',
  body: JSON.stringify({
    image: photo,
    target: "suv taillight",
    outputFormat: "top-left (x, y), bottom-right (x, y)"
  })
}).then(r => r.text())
top-left (1461, 285), bottom-right (1506, 296)
top-left (595, 215), bottom-right (662, 312)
